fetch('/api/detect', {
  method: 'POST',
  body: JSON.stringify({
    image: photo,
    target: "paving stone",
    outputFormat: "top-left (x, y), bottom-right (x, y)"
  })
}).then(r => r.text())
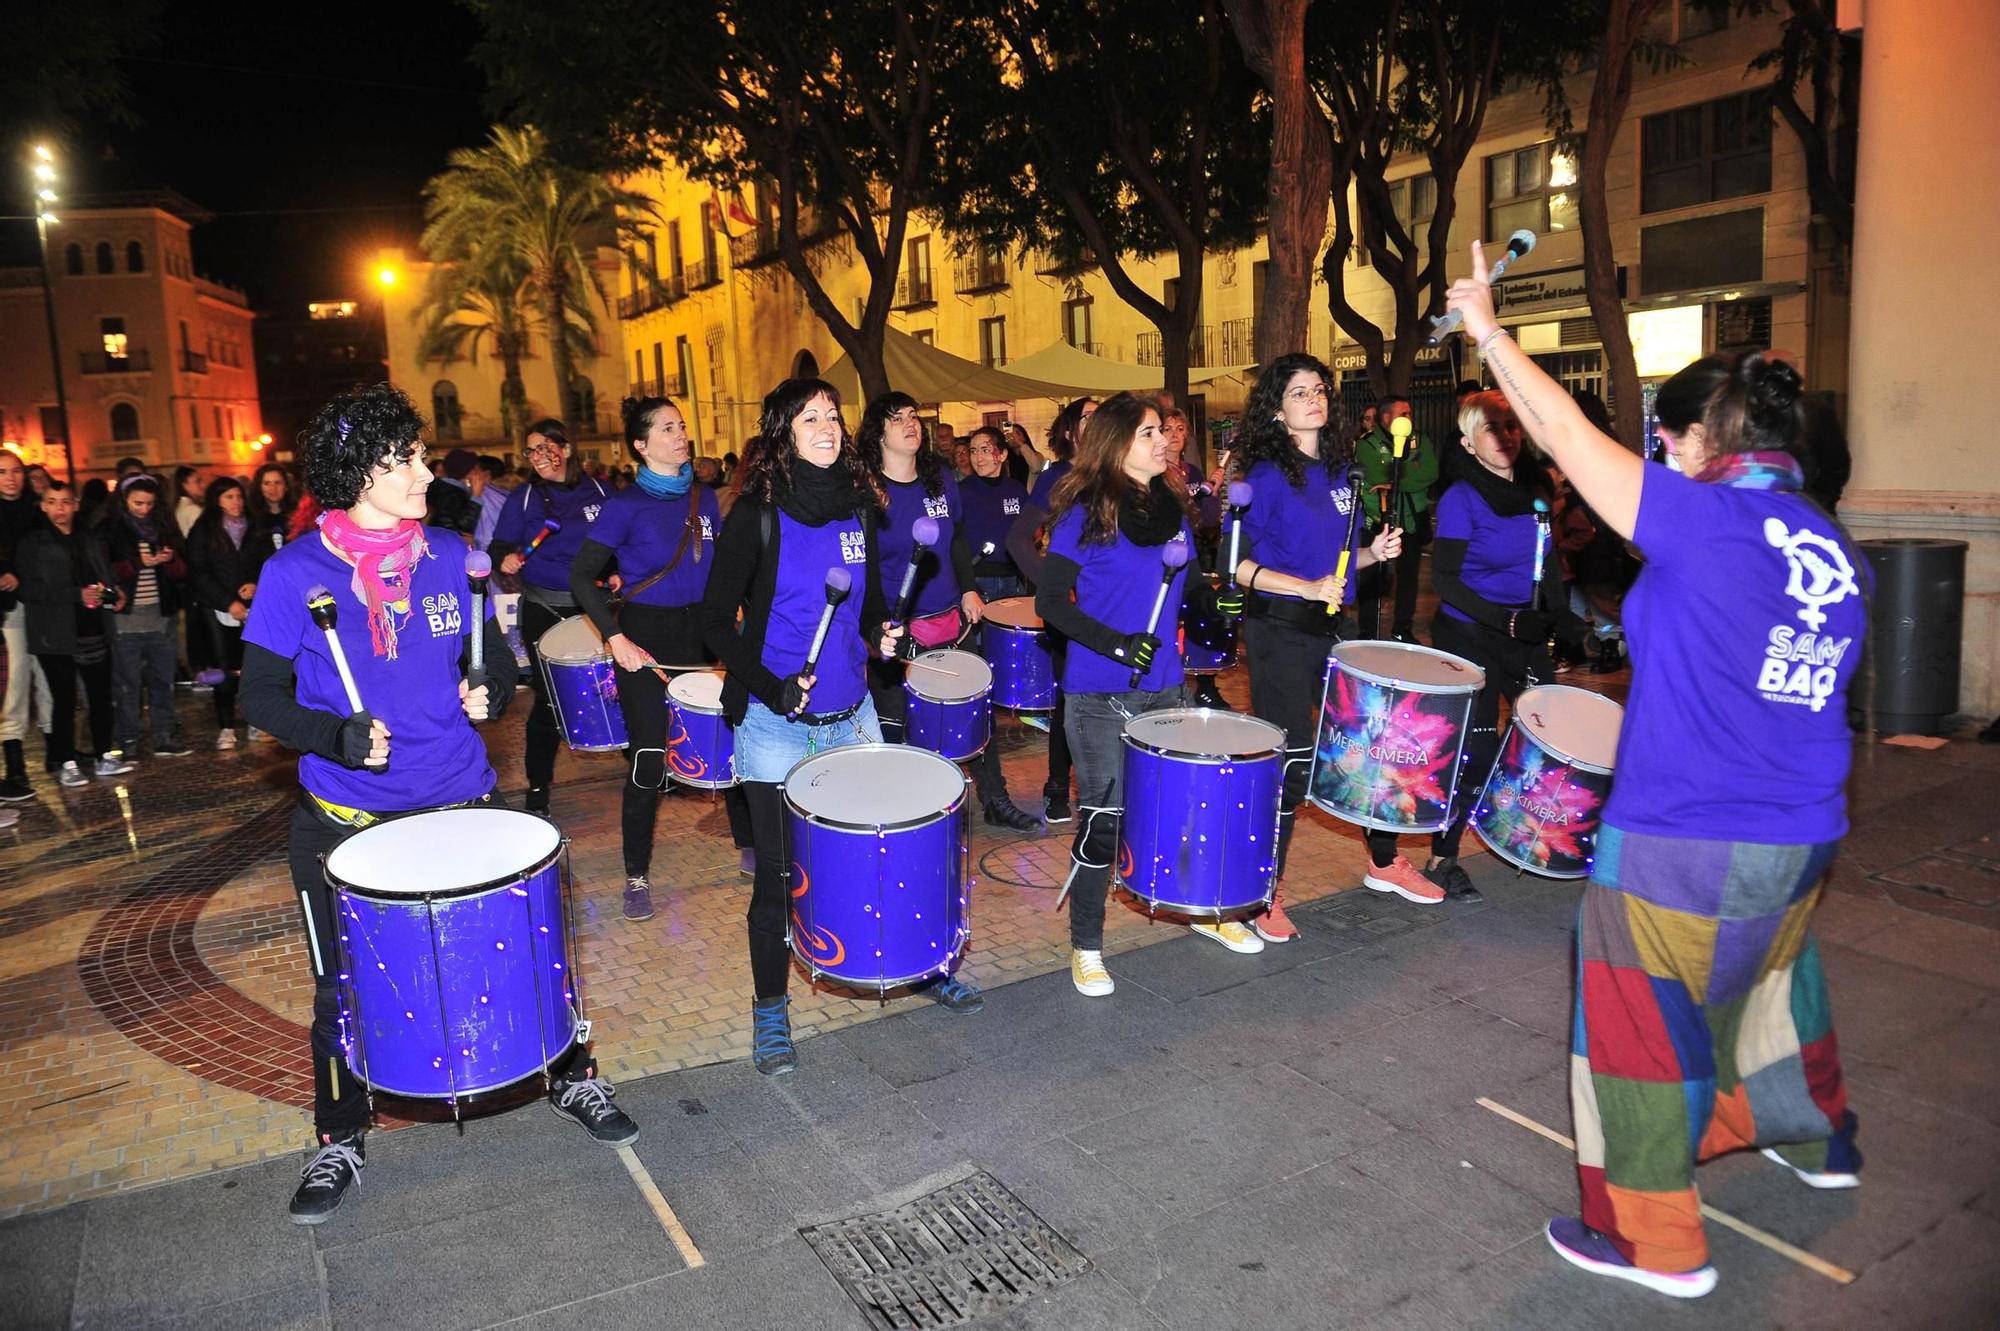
top-left (981, 1135), bottom-right (1176, 1260)
top-left (134, 1283), bottom-right (324, 1331)
top-left (0, 1203), bottom-right (85, 1331)
top-left (502, 1233), bottom-right (869, 1331)
top-left (1284, 1000), bottom-right (1564, 1129)
top-left (1844, 910), bottom-right (2000, 989)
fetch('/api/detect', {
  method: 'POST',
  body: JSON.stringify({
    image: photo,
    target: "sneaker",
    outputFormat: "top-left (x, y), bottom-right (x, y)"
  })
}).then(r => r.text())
top-left (247, 725), bottom-right (273, 743)
top-left (0, 777), bottom-right (31, 804)
top-left (549, 1075), bottom-right (639, 1147)
top-left (216, 729), bottom-right (238, 751)
top-left (94, 753), bottom-right (134, 778)
top-left (1193, 684), bottom-right (1232, 711)
top-left (738, 847), bottom-right (757, 878)
top-left (1020, 713), bottom-right (1051, 734)
top-left (982, 795), bottom-right (1041, 832)
top-left (1251, 891), bottom-right (1298, 943)
top-left (288, 1131), bottom-right (365, 1225)
top-left (1044, 793), bottom-right (1073, 824)
top-left (750, 996), bottom-right (796, 1075)
top-left (925, 974), bottom-right (985, 1014)
top-left (1425, 858), bottom-right (1484, 903)
top-left (1190, 920), bottom-right (1265, 954)
top-left (153, 740), bottom-right (193, 758)
top-left (1071, 949), bottom-right (1114, 997)
top-left (1545, 1217), bottom-right (1717, 1299)
top-left (526, 786), bottom-right (550, 815)
top-left (0, 808), bottom-right (18, 830)
top-left (1759, 1147), bottom-right (1861, 1190)
top-left (622, 876), bottom-right (655, 921)
top-left (58, 761), bottom-right (89, 789)
top-left (1363, 855), bottom-right (1445, 904)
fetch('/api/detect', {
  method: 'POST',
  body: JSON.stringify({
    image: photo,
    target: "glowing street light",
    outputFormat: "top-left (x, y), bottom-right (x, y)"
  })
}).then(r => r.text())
top-left (377, 266), bottom-right (399, 288)
top-left (27, 143), bottom-right (73, 483)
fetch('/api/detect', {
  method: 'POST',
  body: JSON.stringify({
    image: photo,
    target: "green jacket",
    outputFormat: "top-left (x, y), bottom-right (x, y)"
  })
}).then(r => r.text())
top-left (1355, 423), bottom-right (1440, 528)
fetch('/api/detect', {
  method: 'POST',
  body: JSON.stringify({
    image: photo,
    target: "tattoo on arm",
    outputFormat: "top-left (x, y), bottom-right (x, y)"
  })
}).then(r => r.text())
top-left (1490, 347), bottom-right (1549, 430)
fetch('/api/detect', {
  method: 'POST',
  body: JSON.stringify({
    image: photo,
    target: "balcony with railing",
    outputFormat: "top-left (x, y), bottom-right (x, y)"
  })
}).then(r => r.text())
top-left (686, 258), bottom-right (720, 291)
top-left (80, 348), bottom-right (151, 374)
top-left (1220, 317), bottom-right (1255, 366)
top-left (1135, 325), bottom-right (1219, 369)
top-left (618, 281), bottom-right (667, 320)
top-left (954, 251), bottom-right (1009, 295)
top-left (892, 267), bottom-right (936, 309)
top-left (180, 349), bottom-right (208, 373)
top-left (1063, 340), bottom-right (1104, 358)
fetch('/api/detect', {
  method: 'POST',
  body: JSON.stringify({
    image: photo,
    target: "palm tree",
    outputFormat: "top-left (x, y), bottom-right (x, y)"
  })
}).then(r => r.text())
top-left (413, 247), bottom-right (535, 444)
top-left (420, 125), bottom-right (653, 434)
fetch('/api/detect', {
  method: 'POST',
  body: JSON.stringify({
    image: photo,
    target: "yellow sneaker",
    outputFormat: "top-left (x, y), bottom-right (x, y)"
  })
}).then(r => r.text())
top-left (1071, 948), bottom-right (1114, 997)
top-left (1190, 920), bottom-right (1265, 954)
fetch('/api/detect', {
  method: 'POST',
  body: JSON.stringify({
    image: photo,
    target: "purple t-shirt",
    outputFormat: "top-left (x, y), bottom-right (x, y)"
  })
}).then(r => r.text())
top-left (1605, 464), bottom-right (1866, 844)
top-left (244, 528), bottom-right (496, 813)
top-left (959, 473), bottom-right (1028, 567)
top-left (492, 477), bottom-right (610, 591)
top-left (1240, 458), bottom-right (1364, 606)
top-left (1047, 507), bottom-right (1191, 694)
top-left (1029, 460), bottom-right (1072, 509)
top-left (1431, 481), bottom-right (1539, 623)
top-left (584, 485), bottom-right (719, 609)
top-left (875, 476), bottom-right (962, 617)
top-left (763, 510), bottom-right (871, 714)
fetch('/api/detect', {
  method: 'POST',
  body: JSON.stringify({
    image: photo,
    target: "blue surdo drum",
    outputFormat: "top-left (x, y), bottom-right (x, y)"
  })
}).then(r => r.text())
top-left (537, 615), bottom-right (627, 752)
top-left (1118, 709), bottom-right (1285, 918)
top-left (903, 648), bottom-right (993, 762)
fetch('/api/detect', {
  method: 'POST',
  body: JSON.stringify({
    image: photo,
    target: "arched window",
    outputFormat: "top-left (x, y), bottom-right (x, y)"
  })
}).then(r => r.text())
top-left (790, 349), bottom-right (820, 379)
top-left (65, 243), bottom-right (84, 276)
top-left (126, 241), bottom-right (145, 273)
top-left (95, 242), bottom-right (114, 275)
top-left (567, 376), bottom-right (596, 432)
top-left (432, 381), bottom-right (462, 442)
top-left (109, 402), bottom-right (141, 442)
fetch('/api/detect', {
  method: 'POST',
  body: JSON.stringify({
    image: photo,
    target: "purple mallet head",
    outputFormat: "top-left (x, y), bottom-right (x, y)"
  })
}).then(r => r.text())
top-left (1161, 542), bottom-right (1191, 571)
top-left (1227, 481), bottom-right (1252, 508)
top-left (465, 551), bottom-right (492, 578)
top-left (306, 583), bottom-right (332, 604)
top-left (824, 566), bottom-right (853, 598)
top-left (912, 516), bottom-right (941, 548)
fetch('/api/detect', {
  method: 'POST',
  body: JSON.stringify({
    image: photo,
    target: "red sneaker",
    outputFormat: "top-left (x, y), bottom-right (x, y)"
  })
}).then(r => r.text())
top-left (1363, 855), bottom-right (1445, 905)
top-left (1252, 890), bottom-right (1298, 943)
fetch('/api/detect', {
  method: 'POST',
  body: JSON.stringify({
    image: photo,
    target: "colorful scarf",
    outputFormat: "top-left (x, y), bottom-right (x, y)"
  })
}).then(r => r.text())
top-left (221, 515), bottom-right (249, 549)
top-left (318, 510), bottom-right (430, 658)
top-left (635, 461), bottom-right (693, 499)
top-left (1697, 450), bottom-right (1804, 492)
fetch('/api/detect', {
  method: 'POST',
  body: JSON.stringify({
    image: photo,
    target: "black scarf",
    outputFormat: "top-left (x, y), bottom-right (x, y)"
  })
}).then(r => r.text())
top-left (1446, 447), bottom-right (1540, 518)
top-left (1117, 476), bottom-right (1184, 546)
top-left (778, 458), bottom-right (866, 526)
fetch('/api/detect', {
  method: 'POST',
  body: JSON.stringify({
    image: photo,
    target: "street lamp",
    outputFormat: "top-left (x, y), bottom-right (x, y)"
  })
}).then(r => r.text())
top-left (29, 143), bottom-right (75, 484)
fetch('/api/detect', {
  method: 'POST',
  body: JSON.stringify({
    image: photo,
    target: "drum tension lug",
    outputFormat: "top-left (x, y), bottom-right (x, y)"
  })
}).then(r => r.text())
top-left (576, 1019), bottom-right (593, 1044)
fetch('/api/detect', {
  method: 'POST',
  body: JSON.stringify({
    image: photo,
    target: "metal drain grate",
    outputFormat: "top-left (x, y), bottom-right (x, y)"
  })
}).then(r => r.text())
top-left (799, 1170), bottom-right (1091, 1329)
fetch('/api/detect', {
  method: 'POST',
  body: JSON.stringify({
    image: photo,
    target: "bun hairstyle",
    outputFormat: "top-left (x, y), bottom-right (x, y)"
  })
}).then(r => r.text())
top-left (1656, 352), bottom-right (1805, 463)
top-left (301, 383), bottom-right (426, 510)
top-left (621, 394), bottom-right (679, 459)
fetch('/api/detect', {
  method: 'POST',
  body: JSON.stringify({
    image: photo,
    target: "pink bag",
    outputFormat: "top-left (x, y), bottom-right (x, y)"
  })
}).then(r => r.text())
top-left (908, 608), bottom-right (964, 649)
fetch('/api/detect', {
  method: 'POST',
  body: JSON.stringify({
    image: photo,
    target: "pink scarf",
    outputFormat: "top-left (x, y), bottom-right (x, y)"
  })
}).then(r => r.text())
top-left (318, 510), bottom-right (430, 658)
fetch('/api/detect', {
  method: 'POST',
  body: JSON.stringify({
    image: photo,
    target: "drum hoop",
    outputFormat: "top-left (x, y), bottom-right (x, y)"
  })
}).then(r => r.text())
top-left (1511, 686), bottom-right (1622, 773)
top-left (1120, 709), bottom-right (1286, 765)
top-left (780, 742), bottom-right (969, 831)
top-left (324, 813), bottom-right (565, 901)
top-left (1329, 643), bottom-right (1485, 695)
top-left (538, 616), bottom-right (611, 666)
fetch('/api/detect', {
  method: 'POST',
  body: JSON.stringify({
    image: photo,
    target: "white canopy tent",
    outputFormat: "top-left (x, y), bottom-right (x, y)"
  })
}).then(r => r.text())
top-left (1006, 340), bottom-right (1256, 394)
top-left (823, 327), bottom-right (1255, 405)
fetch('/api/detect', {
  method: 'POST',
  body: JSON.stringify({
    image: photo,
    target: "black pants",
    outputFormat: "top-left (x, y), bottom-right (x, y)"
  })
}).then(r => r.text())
top-left (1062, 686), bottom-right (1185, 948)
top-left (1359, 512), bottom-right (1430, 639)
top-left (185, 597), bottom-right (215, 676)
top-left (287, 791), bottom-right (590, 1137)
top-left (741, 780), bottom-right (793, 998)
top-left (204, 615), bottom-right (244, 728)
top-left (867, 620), bottom-right (1015, 807)
top-left (520, 596), bottom-right (571, 792)
top-left (615, 602), bottom-right (753, 878)
top-left (37, 650), bottom-right (112, 768)
top-left (1242, 616), bottom-right (1334, 881)
top-left (1046, 648), bottom-right (1071, 803)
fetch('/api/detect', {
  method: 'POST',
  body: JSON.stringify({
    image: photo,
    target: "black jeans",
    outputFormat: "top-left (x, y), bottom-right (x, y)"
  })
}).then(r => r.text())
top-left (519, 594), bottom-right (572, 792)
top-left (1062, 685), bottom-right (1186, 949)
top-left (37, 651), bottom-right (113, 768)
top-left (203, 615), bottom-right (244, 728)
top-left (1242, 616), bottom-right (1334, 881)
top-left (614, 602), bottom-right (753, 878)
top-left (741, 780), bottom-right (793, 998)
top-left (1359, 511), bottom-right (1430, 639)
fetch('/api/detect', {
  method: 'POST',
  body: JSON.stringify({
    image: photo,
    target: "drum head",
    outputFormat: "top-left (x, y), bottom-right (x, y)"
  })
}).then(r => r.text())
top-left (983, 597), bottom-right (1043, 631)
top-left (1330, 640), bottom-right (1485, 694)
top-left (785, 745), bottom-right (965, 828)
top-left (326, 807), bottom-right (561, 895)
top-left (1124, 708), bottom-right (1285, 758)
top-left (908, 649), bottom-right (991, 702)
top-left (667, 670), bottom-right (726, 711)
top-left (538, 615), bottom-right (607, 664)
top-left (1513, 685), bottom-right (1623, 769)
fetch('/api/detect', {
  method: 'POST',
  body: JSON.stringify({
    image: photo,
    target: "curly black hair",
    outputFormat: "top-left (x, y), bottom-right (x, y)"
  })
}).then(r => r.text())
top-left (300, 383), bottom-right (426, 511)
top-left (855, 391), bottom-right (946, 499)
top-left (737, 378), bottom-right (881, 509)
top-left (1232, 352), bottom-right (1348, 490)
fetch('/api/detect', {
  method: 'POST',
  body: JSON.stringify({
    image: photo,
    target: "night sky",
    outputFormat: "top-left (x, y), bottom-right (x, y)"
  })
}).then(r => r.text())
top-left (9, 0), bottom-right (494, 310)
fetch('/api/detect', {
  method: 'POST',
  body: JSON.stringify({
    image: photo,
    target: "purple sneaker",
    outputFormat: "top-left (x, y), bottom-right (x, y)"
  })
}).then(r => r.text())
top-left (1546, 1217), bottom-right (1717, 1299)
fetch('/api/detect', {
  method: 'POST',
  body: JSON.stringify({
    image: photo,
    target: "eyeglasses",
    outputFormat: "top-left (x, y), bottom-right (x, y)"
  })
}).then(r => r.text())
top-left (970, 444), bottom-right (1003, 456)
top-left (526, 445), bottom-right (562, 461)
top-left (1284, 385), bottom-right (1331, 404)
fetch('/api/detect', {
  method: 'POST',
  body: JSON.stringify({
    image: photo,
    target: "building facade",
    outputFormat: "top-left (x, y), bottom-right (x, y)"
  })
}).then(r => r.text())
top-left (254, 296), bottom-right (390, 462)
top-left (0, 190), bottom-right (263, 480)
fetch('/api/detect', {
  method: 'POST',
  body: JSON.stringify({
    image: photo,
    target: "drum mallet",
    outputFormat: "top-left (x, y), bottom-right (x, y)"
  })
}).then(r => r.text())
top-left (306, 585), bottom-right (386, 769)
top-left (1426, 229), bottom-right (1536, 345)
top-left (1130, 542), bottom-right (1191, 687)
top-left (1225, 481), bottom-right (1251, 592)
top-left (1327, 471), bottom-right (1366, 618)
top-left (892, 516), bottom-right (940, 627)
top-left (524, 518), bottom-right (561, 556)
top-left (802, 567), bottom-right (853, 679)
top-left (465, 551), bottom-right (492, 712)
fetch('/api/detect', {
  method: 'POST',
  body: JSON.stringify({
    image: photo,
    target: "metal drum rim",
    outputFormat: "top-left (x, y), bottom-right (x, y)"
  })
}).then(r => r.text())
top-left (323, 811), bottom-right (566, 900)
top-left (780, 742), bottom-right (969, 831)
top-left (1120, 707), bottom-right (1286, 764)
top-left (1509, 684), bottom-right (1622, 774)
top-left (1329, 640), bottom-right (1486, 695)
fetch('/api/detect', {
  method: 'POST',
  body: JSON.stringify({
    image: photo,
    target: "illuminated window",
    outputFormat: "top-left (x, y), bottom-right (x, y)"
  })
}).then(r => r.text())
top-left (101, 317), bottom-right (129, 360)
top-left (1487, 141), bottom-right (1581, 238)
top-left (1388, 174), bottom-right (1439, 253)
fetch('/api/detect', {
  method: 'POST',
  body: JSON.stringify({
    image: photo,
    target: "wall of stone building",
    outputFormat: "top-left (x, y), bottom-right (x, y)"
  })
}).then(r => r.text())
top-left (1845, 0), bottom-right (2000, 718)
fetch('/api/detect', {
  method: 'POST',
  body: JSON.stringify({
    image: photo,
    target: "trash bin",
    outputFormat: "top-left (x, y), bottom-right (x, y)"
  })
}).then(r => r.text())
top-left (1856, 538), bottom-right (1965, 735)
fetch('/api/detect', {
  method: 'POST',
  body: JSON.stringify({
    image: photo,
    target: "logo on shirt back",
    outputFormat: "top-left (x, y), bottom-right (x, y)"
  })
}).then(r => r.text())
top-left (839, 528), bottom-right (867, 564)
top-left (923, 495), bottom-right (951, 520)
top-left (583, 503), bottom-right (602, 523)
top-left (1754, 517), bottom-right (1860, 712)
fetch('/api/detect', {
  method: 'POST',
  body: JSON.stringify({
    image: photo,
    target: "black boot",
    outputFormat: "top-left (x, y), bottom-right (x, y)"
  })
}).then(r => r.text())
top-left (0, 740), bottom-right (30, 803)
top-left (288, 1129), bottom-right (365, 1225)
top-left (982, 794), bottom-right (1042, 832)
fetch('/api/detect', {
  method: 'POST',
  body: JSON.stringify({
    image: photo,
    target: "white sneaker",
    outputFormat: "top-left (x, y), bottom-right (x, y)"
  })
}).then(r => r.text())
top-left (1071, 949), bottom-right (1114, 997)
top-left (58, 761), bottom-right (89, 788)
top-left (1190, 920), bottom-right (1265, 954)
top-left (1759, 1148), bottom-right (1860, 1190)
top-left (94, 753), bottom-right (134, 778)
top-left (216, 728), bottom-right (239, 751)
top-left (247, 725), bottom-right (272, 743)
top-left (0, 808), bottom-right (19, 829)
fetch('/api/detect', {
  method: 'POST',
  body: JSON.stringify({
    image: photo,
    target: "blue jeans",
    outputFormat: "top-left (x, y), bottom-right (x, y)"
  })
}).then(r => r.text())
top-left (113, 624), bottom-right (180, 747)
top-left (975, 574), bottom-right (1024, 602)
top-left (1062, 685), bottom-right (1186, 948)
top-left (733, 696), bottom-right (882, 784)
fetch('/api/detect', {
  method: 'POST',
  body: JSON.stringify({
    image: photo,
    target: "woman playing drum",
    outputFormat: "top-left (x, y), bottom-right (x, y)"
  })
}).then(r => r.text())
top-left (1036, 392), bottom-right (1258, 998)
top-left (242, 384), bottom-right (634, 1226)
top-left (857, 392), bottom-right (1039, 832)
top-left (569, 395), bottom-right (753, 924)
top-left (1446, 246), bottom-right (1866, 1298)
top-left (701, 379), bottom-right (976, 1079)
top-left (1231, 353), bottom-right (1402, 937)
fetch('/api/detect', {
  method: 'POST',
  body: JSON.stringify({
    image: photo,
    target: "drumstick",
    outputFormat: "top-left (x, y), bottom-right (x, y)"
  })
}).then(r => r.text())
top-left (1530, 499), bottom-right (1551, 609)
top-left (464, 551), bottom-right (491, 692)
top-left (1327, 468), bottom-right (1366, 617)
top-left (802, 567), bottom-right (853, 677)
top-left (525, 518), bottom-right (562, 555)
top-left (904, 657), bottom-right (960, 678)
top-left (1131, 542), bottom-right (1191, 687)
top-left (1225, 481), bottom-right (1250, 590)
top-left (892, 516), bottom-right (940, 626)
top-left (306, 585), bottom-right (385, 769)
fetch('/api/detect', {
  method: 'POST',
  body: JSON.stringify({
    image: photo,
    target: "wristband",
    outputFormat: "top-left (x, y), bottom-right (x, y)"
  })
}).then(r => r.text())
top-left (1507, 610), bottom-right (1517, 637)
top-left (1477, 328), bottom-right (1510, 358)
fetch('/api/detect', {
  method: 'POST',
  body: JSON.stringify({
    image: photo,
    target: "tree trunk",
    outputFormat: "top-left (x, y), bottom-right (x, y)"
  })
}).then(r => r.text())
top-left (499, 333), bottom-right (529, 445)
top-left (1580, 0), bottom-right (1662, 450)
top-left (541, 276), bottom-right (576, 429)
top-left (1228, 0), bottom-right (1332, 364)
